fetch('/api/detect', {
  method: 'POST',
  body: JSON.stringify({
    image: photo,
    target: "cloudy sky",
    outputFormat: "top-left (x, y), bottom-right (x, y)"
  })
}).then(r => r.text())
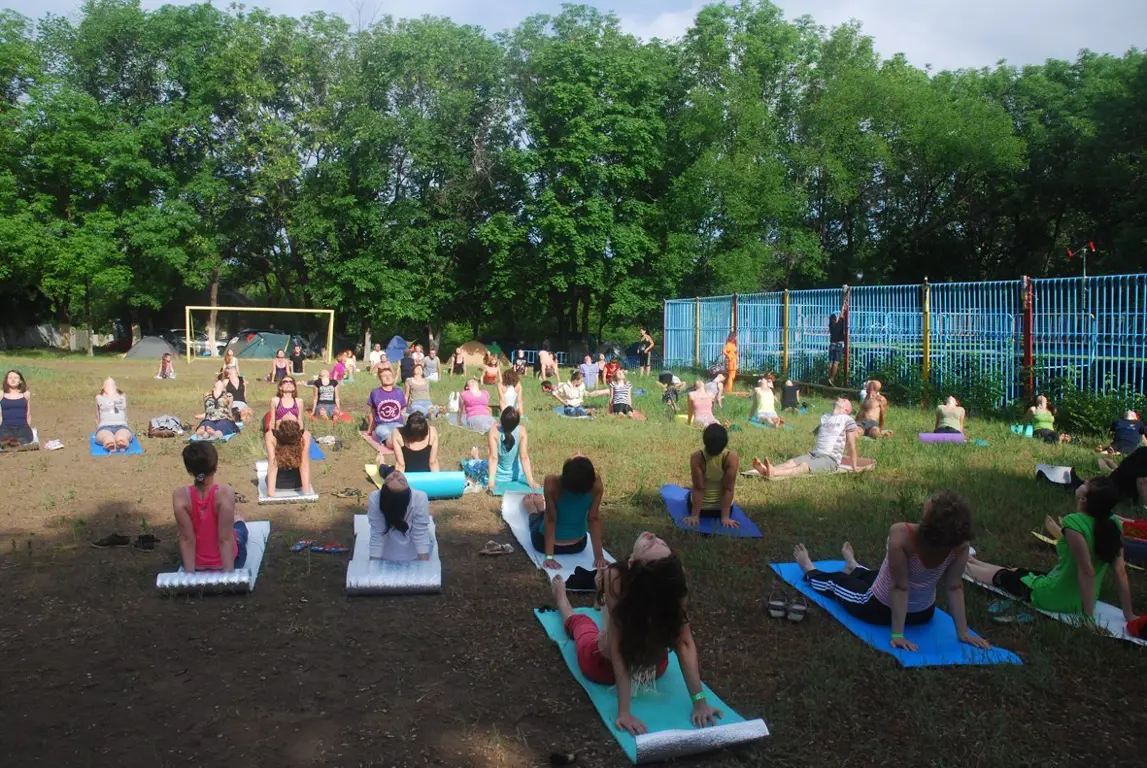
top-left (4, 0), bottom-right (1143, 71)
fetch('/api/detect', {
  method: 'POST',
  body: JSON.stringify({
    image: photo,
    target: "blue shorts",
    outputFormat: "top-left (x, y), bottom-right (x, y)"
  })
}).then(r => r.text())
top-left (233, 520), bottom-right (249, 569)
top-left (97, 425), bottom-right (134, 440)
top-left (410, 400), bottom-right (433, 416)
top-left (373, 423), bottom-right (400, 442)
top-left (564, 406), bottom-right (587, 417)
top-left (829, 342), bottom-right (844, 363)
top-left (314, 404), bottom-right (336, 418)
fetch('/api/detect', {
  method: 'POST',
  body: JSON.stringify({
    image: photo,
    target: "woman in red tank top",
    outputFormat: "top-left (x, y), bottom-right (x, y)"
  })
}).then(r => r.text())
top-left (173, 443), bottom-right (248, 571)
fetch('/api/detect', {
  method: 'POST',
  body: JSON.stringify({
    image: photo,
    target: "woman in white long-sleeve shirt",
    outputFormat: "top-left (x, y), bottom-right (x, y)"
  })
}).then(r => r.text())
top-left (367, 469), bottom-right (432, 562)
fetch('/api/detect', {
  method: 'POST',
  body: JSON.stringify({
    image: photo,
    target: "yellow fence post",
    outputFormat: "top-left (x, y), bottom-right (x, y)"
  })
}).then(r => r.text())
top-left (325, 311), bottom-right (335, 364)
top-left (184, 305), bottom-right (192, 364)
top-left (782, 290), bottom-right (790, 377)
top-left (694, 298), bottom-right (700, 368)
top-left (921, 280), bottom-right (931, 403)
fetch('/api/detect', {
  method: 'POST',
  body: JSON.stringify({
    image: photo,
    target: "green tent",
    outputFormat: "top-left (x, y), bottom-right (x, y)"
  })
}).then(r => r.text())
top-left (232, 332), bottom-right (291, 359)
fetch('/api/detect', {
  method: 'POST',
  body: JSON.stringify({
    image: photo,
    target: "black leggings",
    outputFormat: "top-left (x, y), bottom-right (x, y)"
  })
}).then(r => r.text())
top-left (684, 491), bottom-right (723, 517)
top-left (1033, 429), bottom-right (1058, 444)
top-left (528, 512), bottom-right (587, 555)
top-left (804, 566), bottom-right (936, 626)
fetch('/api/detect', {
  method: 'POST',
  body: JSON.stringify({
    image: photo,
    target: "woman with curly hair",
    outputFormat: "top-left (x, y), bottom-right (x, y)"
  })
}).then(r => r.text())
top-left (194, 379), bottom-right (237, 439)
top-left (266, 419), bottom-right (311, 496)
top-left (498, 368), bottom-right (524, 414)
top-left (792, 490), bottom-right (991, 653)
top-left (549, 531), bottom-right (724, 736)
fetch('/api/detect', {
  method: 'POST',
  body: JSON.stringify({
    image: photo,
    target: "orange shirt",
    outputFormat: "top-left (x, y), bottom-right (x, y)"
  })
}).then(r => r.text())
top-left (723, 342), bottom-right (738, 368)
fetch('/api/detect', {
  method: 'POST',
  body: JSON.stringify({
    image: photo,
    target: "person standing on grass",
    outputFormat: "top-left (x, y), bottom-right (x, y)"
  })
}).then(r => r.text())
top-left (721, 332), bottom-right (738, 393)
top-left (934, 396), bottom-right (966, 435)
top-left (368, 367), bottom-right (407, 446)
top-left (289, 343), bottom-right (305, 377)
top-left (174, 442), bottom-right (247, 573)
top-left (965, 478), bottom-right (1138, 625)
top-left (95, 378), bottom-right (134, 452)
top-left (0, 369), bottom-right (34, 449)
top-left (685, 424), bottom-right (740, 528)
top-left (752, 398), bottom-right (867, 478)
top-left (638, 328), bottom-right (655, 376)
top-left (486, 406), bottom-right (537, 492)
top-left (792, 490), bottom-right (991, 652)
top-left (548, 531), bottom-right (724, 736)
top-left (827, 300), bottom-right (846, 386)
top-left (856, 380), bottom-right (893, 438)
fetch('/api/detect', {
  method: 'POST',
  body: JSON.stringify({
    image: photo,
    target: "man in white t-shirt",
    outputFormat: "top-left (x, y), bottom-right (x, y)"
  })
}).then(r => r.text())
top-left (752, 399), bottom-right (868, 478)
top-left (368, 343), bottom-right (383, 373)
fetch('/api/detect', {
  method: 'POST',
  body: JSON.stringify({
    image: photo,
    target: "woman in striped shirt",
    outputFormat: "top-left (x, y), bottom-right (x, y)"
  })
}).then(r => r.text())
top-left (607, 370), bottom-right (643, 420)
top-left (791, 490), bottom-right (991, 652)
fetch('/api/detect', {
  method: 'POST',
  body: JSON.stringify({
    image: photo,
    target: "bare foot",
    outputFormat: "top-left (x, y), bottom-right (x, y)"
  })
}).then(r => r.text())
top-left (551, 575), bottom-right (574, 621)
top-left (469, 446), bottom-right (481, 460)
top-left (842, 542), bottom-right (858, 573)
top-left (762, 457), bottom-right (774, 479)
top-left (793, 543), bottom-right (815, 573)
top-left (752, 457), bottom-right (767, 475)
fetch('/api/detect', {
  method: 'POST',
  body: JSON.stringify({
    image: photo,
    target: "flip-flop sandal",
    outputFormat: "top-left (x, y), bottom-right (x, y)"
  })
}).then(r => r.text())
top-left (310, 542), bottom-right (348, 554)
top-left (290, 539), bottom-right (314, 553)
top-left (479, 541), bottom-right (514, 556)
top-left (333, 488), bottom-right (361, 499)
top-left (786, 596), bottom-right (809, 623)
top-left (766, 590), bottom-right (787, 619)
top-left (993, 611), bottom-right (1035, 625)
top-left (987, 599), bottom-right (1014, 615)
top-left (234, 492), bottom-right (249, 504)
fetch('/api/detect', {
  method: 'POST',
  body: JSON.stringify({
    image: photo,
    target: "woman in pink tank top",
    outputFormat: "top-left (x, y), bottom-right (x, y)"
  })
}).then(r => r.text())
top-left (791, 490), bottom-right (990, 653)
top-left (173, 442), bottom-right (248, 571)
top-left (687, 380), bottom-right (716, 427)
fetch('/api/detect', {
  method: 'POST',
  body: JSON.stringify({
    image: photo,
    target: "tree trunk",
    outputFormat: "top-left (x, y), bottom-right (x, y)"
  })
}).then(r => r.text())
top-left (363, 326), bottom-right (372, 358)
top-left (471, 316), bottom-right (480, 340)
top-left (425, 323), bottom-right (441, 353)
top-left (581, 288), bottom-right (591, 347)
top-left (554, 292), bottom-right (568, 348)
top-left (207, 267), bottom-right (220, 357)
top-left (84, 279), bottom-right (94, 356)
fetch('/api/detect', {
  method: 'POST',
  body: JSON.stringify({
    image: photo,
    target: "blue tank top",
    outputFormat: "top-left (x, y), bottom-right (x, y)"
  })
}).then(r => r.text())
top-left (1, 396), bottom-right (28, 426)
top-left (548, 490), bottom-right (592, 541)
top-left (495, 427), bottom-right (521, 484)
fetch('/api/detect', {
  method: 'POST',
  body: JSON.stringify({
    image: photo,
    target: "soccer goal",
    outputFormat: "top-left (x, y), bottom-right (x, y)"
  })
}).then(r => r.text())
top-left (183, 305), bottom-right (336, 364)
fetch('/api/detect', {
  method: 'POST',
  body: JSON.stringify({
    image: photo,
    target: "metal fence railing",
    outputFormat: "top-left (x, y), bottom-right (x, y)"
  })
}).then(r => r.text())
top-left (663, 274), bottom-right (1147, 403)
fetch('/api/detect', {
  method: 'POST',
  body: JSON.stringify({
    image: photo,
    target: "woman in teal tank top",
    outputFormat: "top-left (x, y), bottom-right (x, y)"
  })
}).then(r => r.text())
top-left (526, 455), bottom-right (606, 569)
top-left (486, 407), bottom-right (537, 492)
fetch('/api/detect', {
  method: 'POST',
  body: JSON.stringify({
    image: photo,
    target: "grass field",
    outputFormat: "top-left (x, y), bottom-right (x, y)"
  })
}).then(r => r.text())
top-left (1, 353), bottom-right (1145, 767)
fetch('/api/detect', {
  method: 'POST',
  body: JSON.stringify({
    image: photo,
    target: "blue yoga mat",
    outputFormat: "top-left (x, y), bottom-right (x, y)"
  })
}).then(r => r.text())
top-left (535, 607), bottom-right (768, 763)
top-left (553, 406), bottom-right (591, 419)
top-left (309, 441), bottom-right (326, 461)
top-left (770, 561), bottom-right (1020, 668)
top-left (659, 485), bottom-right (762, 538)
top-left (89, 434), bottom-right (144, 456)
top-left (747, 417), bottom-right (792, 431)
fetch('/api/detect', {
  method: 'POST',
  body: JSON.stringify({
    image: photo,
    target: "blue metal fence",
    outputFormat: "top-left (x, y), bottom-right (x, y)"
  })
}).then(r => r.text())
top-left (664, 274), bottom-right (1147, 402)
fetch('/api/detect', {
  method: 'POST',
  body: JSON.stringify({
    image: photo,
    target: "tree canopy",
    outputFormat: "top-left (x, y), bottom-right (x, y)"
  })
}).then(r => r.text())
top-left (0, 0), bottom-right (1143, 346)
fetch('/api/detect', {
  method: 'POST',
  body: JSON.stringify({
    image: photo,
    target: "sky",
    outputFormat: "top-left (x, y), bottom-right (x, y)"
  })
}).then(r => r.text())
top-left (3, 0), bottom-right (1144, 72)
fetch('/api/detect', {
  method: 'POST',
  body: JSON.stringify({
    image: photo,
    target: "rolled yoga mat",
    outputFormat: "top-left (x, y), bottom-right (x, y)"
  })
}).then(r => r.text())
top-left (918, 432), bottom-right (966, 444)
top-left (345, 513), bottom-right (442, 595)
top-left (535, 607), bottom-right (769, 763)
top-left (364, 464), bottom-right (465, 499)
top-left (156, 521), bottom-right (271, 594)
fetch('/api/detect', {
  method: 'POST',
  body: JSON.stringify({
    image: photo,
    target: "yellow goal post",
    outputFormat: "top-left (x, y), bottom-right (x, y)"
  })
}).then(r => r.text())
top-left (183, 305), bottom-right (336, 364)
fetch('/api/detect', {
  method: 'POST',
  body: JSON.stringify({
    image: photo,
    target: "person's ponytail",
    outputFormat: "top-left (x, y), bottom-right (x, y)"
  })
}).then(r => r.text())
top-left (500, 407), bottom-right (520, 451)
top-left (1081, 478), bottom-right (1123, 564)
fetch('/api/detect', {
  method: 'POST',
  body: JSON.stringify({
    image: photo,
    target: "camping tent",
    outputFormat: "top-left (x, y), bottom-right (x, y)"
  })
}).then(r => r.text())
top-left (384, 335), bottom-right (408, 364)
top-left (124, 336), bottom-right (178, 359)
top-left (456, 340), bottom-right (503, 370)
top-left (231, 332), bottom-right (292, 359)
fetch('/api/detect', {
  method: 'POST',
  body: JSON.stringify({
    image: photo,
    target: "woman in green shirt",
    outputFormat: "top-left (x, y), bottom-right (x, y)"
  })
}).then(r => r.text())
top-left (934, 396), bottom-right (965, 435)
top-left (1027, 394), bottom-right (1065, 444)
top-left (964, 478), bottom-right (1138, 623)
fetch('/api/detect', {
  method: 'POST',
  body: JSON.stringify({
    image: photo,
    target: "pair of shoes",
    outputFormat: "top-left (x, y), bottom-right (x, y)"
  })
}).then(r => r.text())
top-left (767, 590), bottom-right (808, 622)
top-left (91, 534), bottom-right (131, 549)
top-left (134, 534), bottom-right (161, 551)
top-left (333, 488), bottom-right (361, 499)
top-left (479, 541), bottom-right (514, 556)
top-left (310, 542), bottom-right (347, 554)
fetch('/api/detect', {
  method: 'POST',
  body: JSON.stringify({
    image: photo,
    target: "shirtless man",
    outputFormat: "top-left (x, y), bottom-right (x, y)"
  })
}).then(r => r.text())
top-left (856, 380), bottom-right (892, 438)
top-left (537, 349), bottom-right (560, 380)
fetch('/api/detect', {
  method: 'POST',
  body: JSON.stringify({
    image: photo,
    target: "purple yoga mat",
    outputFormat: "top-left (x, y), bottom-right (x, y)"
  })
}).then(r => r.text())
top-left (918, 432), bottom-right (966, 444)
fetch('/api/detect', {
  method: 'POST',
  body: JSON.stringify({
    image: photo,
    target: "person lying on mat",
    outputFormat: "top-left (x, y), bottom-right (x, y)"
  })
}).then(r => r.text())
top-left (368, 468), bottom-right (432, 562)
top-left (271, 349), bottom-right (290, 383)
top-left (391, 411), bottom-right (439, 473)
top-left (706, 373), bottom-right (725, 409)
top-left (268, 376), bottom-right (303, 431)
top-left (487, 406), bottom-right (537, 491)
top-left (607, 370), bottom-right (644, 419)
top-left (549, 532), bottom-right (724, 735)
top-left (1099, 411), bottom-right (1146, 455)
top-left (194, 380), bottom-right (237, 439)
top-left (266, 419), bottom-right (311, 497)
top-left (553, 371), bottom-right (607, 417)
top-left (95, 378), bottom-right (134, 452)
top-left (793, 490), bottom-right (990, 651)
top-left (934, 396), bottom-right (965, 435)
top-left (460, 378), bottom-right (496, 432)
top-left (856, 380), bottom-right (892, 438)
top-left (523, 455), bottom-right (605, 569)
top-left (498, 368), bottom-right (524, 415)
top-left (311, 369), bottom-right (341, 420)
top-left (687, 379), bottom-right (717, 427)
top-left (965, 478), bottom-right (1138, 623)
top-left (156, 352), bottom-right (175, 380)
top-left (781, 379), bottom-right (801, 412)
top-left (174, 442), bottom-right (248, 572)
top-left (222, 368), bottom-right (253, 424)
top-left (404, 363), bottom-right (434, 417)
top-left (752, 398), bottom-right (865, 478)
top-left (751, 374), bottom-right (781, 427)
top-left (686, 424), bottom-right (740, 528)
top-left (367, 367), bottom-right (407, 446)
top-left (0, 369), bottom-right (34, 449)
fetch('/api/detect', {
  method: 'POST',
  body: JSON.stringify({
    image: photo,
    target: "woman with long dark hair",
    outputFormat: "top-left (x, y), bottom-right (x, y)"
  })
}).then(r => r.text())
top-left (391, 411), bottom-right (439, 473)
top-left (367, 469), bottom-right (432, 562)
top-left (550, 531), bottom-right (723, 735)
top-left (485, 407), bottom-right (537, 492)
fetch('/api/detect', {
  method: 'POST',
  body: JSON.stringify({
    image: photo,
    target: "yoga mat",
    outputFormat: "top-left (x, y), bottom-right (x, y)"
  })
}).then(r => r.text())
top-left (188, 431), bottom-right (238, 443)
top-left (345, 513), bottom-right (441, 595)
top-left (156, 521), bottom-right (271, 594)
top-left (1035, 463), bottom-right (1078, 487)
top-left (89, 434), bottom-right (144, 456)
top-left (740, 459), bottom-right (875, 481)
top-left (359, 431), bottom-right (395, 458)
top-left (500, 492), bottom-right (613, 586)
top-left (772, 561), bottom-right (1020, 667)
top-left (1010, 424), bottom-right (1034, 438)
top-left (1030, 530), bottom-right (1144, 571)
top-left (919, 432), bottom-right (966, 444)
top-left (535, 607), bottom-right (768, 763)
top-left (491, 480), bottom-right (542, 497)
top-left (255, 460), bottom-right (318, 504)
top-left (0, 427), bottom-right (38, 452)
top-left (309, 440), bottom-right (325, 461)
top-left (659, 485), bottom-right (761, 538)
top-left (747, 418), bottom-right (792, 431)
top-left (553, 405), bottom-right (591, 419)
top-left (364, 464), bottom-right (465, 499)
top-left (963, 574), bottom-right (1146, 647)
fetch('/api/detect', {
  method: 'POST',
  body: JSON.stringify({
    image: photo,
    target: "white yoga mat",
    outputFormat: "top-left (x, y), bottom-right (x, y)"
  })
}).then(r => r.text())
top-left (740, 459), bottom-right (875, 480)
top-left (345, 514), bottom-right (442, 594)
top-left (255, 460), bottom-right (318, 504)
top-left (964, 574), bottom-right (1145, 647)
top-left (500, 492), bottom-right (613, 584)
top-left (156, 521), bottom-right (271, 594)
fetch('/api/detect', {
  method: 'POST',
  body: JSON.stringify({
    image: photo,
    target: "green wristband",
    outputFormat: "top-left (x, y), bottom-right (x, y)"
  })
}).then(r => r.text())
top-left (545, 555), bottom-right (555, 561)
top-left (691, 692), bottom-right (707, 702)
top-left (890, 632), bottom-right (904, 640)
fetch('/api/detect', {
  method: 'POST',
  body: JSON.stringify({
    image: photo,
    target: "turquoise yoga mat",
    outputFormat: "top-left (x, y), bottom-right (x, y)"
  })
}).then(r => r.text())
top-left (406, 471), bottom-right (465, 500)
top-left (535, 607), bottom-right (768, 763)
top-left (490, 480), bottom-right (542, 496)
